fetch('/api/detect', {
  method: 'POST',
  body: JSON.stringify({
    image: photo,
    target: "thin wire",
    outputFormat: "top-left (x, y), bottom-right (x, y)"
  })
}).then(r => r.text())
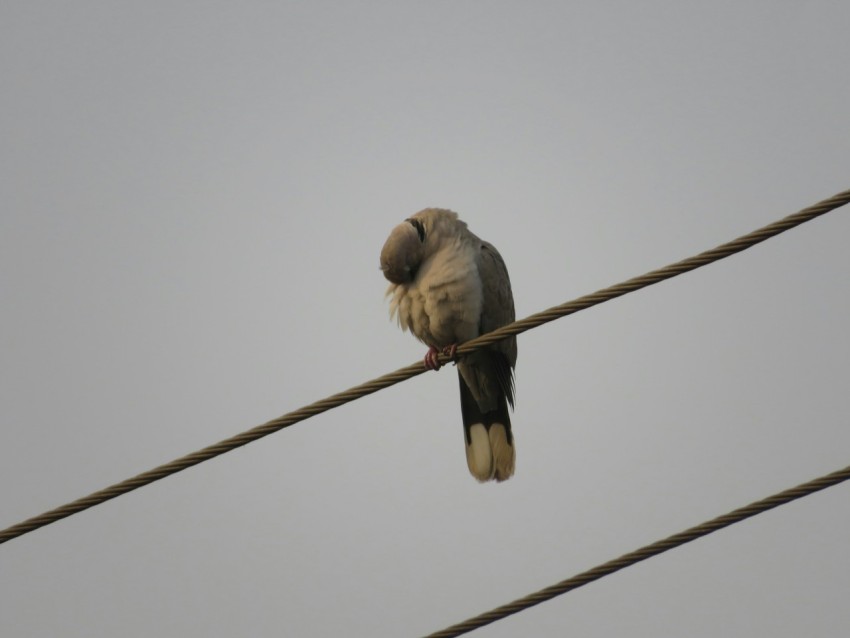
top-left (454, 187), bottom-right (850, 355)
top-left (422, 464), bottom-right (850, 638)
top-left (1, 187), bottom-right (848, 545)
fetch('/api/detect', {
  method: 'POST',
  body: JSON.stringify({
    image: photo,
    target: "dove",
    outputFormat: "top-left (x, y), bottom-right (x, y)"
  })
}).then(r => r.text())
top-left (380, 209), bottom-right (517, 482)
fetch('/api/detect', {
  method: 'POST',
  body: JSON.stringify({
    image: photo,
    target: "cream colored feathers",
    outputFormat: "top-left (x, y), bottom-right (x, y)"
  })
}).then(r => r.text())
top-left (381, 209), bottom-right (517, 482)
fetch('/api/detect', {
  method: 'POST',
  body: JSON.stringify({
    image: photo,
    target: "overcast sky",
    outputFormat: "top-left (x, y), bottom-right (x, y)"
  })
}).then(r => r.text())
top-left (2, 2), bottom-right (849, 637)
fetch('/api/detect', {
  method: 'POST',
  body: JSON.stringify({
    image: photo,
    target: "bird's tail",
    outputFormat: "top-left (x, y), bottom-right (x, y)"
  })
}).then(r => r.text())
top-left (458, 375), bottom-right (515, 482)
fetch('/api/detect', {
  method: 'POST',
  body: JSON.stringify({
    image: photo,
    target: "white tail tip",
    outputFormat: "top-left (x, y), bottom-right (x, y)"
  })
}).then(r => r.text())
top-left (465, 423), bottom-right (515, 482)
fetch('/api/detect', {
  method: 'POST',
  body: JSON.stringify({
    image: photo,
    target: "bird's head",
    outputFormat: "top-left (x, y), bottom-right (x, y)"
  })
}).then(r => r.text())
top-left (380, 218), bottom-right (426, 284)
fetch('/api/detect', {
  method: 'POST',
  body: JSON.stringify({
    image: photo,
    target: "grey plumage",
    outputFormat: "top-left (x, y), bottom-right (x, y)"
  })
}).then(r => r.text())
top-left (380, 209), bottom-right (517, 482)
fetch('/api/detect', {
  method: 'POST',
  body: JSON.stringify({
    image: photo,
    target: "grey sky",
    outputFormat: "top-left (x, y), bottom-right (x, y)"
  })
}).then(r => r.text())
top-left (2, 2), bottom-right (849, 636)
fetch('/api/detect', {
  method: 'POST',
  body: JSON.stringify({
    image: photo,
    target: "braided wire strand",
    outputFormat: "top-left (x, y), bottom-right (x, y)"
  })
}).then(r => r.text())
top-left (454, 187), bottom-right (850, 354)
top-left (423, 464), bottom-right (850, 638)
top-left (1, 187), bottom-right (848, 545)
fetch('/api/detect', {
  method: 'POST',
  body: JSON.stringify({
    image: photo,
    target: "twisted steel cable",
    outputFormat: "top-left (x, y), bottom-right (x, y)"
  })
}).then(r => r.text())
top-left (423, 464), bottom-right (850, 638)
top-left (1, 187), bottom-right (848, 545)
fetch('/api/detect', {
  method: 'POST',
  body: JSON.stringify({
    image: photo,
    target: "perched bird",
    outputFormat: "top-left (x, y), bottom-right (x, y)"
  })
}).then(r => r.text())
top-left (380, 209), bottom-right (517, 482)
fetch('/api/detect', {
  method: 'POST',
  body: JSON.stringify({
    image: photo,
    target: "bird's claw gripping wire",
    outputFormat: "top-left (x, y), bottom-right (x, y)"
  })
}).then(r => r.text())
top-left (423, 344), bottom-right (459, 371)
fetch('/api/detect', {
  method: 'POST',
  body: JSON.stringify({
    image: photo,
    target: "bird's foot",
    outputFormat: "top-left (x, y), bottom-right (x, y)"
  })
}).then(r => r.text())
top-left (424, 346), bottom-right (442, 371)
top-left (441, 344), bottom-right (458, 363)
top-left (423, 344), bottom-right (459, 371)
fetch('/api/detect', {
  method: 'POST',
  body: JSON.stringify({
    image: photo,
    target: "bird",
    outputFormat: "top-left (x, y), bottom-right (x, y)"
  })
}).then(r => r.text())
top-left (380, 208), bottom-right (517, 482)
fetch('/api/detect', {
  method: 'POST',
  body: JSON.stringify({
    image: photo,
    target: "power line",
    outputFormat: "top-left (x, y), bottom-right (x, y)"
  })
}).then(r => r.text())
top-left (422, 464), bottom-right (850, 637)
top-left (1, 187), bottom-right (848, 546)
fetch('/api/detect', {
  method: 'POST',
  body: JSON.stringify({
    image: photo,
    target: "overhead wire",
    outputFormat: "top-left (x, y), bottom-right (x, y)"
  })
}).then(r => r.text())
top-left (422, 463), bottom-right (850, 637)
top-left (1, 186), bottom-right (848, 546)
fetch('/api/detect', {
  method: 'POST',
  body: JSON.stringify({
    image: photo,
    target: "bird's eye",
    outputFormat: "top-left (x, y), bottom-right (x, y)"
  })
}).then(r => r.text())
top-left (408, 218), bottom-right (426, 242)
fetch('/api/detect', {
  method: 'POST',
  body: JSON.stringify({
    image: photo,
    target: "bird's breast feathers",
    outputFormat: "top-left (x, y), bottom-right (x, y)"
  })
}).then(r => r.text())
top-left (388, 241), bottom-right (483, 348)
